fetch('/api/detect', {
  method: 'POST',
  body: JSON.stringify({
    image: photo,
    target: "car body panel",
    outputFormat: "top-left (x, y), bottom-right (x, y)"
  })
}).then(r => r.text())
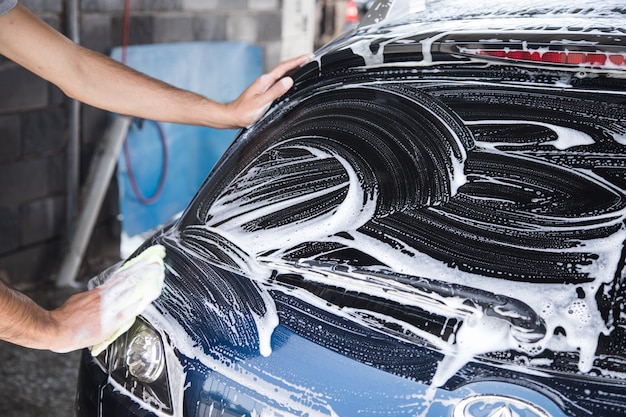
top-left (77, 1), bottom-right (626, 416)
top-left (78, 322), bottom-right (574, 417)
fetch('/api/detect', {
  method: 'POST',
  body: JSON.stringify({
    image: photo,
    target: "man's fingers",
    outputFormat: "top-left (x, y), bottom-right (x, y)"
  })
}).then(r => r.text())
top-left (262, 76), bottom-right (294, 101)
top-left (257, 54), bottom-right (312, 93)
top-left (268, 54), bottom-right (311, 79)
top-left (231, 54), bottom-right (312, 128)
top-left (245, 77), bottom-right (294, 124)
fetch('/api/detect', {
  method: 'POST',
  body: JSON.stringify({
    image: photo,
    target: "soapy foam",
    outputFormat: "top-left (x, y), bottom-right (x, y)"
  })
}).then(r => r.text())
top-left (151, 90), bottom-right (626, 414)
top-left (466, 120), bottom-right (596, 150)
top-left (96, 248), bottom-right (165, 356)
top-left (159, 120), bottom-right (625, 390)
top-left (114, 3), bottom-right (626, 414)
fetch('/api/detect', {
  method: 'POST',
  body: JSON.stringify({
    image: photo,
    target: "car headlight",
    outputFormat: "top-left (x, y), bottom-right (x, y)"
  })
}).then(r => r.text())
top-left (95, 317), bottom-right (174, 414)
top-left (125, 324), bottom-right (165, 383)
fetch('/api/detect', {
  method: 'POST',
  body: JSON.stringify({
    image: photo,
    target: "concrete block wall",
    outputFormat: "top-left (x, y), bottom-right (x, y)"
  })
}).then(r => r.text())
top-left (0, 0), bottom-right (284, 289)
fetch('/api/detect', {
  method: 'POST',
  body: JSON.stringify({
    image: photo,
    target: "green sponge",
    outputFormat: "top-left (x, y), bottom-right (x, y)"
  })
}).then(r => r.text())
top-left (90, 244), bottom-right (166, 356)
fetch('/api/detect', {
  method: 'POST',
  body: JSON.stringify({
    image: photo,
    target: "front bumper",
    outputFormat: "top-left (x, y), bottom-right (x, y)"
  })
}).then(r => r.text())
top-left (75, 325), bottom-right (578, 417)
top-left (76, 350), bottom-right (160, 417)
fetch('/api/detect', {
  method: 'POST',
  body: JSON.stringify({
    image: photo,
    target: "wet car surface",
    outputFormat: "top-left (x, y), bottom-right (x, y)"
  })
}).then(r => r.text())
top-left (77, 1), bottom-right (626, 416)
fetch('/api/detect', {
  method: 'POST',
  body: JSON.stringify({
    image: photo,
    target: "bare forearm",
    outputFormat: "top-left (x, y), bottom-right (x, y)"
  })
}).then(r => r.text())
top-left (0, 5), bottom-right (226, 127)
top-left (0, 5), bottom-right (309, 130)
top-left (67, 47), bottom-right (235, 128)
top-left (0, 246), bottom-right (167, 353)
top-left (0, 281), bottom-right (54, 350)
top-left (62, 45), bottom-right (310, 129)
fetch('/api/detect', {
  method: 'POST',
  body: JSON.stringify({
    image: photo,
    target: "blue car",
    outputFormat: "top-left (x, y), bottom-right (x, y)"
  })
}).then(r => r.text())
top-left (76, 0), bottom-right (626, 416)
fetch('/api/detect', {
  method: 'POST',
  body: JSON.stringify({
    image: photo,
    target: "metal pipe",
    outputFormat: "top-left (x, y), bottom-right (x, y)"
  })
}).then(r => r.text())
top-left (66, 0), bottom-right (80, 236)
top-left (57, 116), bottom-right (132, 287)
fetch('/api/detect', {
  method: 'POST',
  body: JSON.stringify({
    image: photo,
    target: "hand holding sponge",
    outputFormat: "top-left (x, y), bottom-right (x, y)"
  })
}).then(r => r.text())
top-left (91, 244), bottom-right (166, 356)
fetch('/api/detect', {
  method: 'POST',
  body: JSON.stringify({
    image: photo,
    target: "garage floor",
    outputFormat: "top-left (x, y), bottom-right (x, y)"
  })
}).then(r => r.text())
top-left (0, 253), bottom-right (121, 417)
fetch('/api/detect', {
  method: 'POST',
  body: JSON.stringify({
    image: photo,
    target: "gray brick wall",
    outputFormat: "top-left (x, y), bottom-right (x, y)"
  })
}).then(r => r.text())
top-left (0, 0), bottom-right (284, 288)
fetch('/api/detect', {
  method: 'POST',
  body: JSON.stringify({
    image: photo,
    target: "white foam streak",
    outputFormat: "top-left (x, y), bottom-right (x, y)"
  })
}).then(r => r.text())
top-left (208, 145), bottom-right (376, 257)
top-left (467, 119), bottom-right (596, 150)
top-left (161, 135), bottom-right (626, 405)
top-left (145, 307), bottom-right (339, 417)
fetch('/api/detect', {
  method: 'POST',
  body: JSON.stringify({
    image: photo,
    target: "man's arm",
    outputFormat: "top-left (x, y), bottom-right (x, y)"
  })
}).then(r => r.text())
top-left (0, 279), bottom-right (103, 352)
top-left (0, 280), bottom-right (54, 350)
top-left (0, 4), bottom-right (310, 129)
top-left (0, 246), bottom-right (166, 353)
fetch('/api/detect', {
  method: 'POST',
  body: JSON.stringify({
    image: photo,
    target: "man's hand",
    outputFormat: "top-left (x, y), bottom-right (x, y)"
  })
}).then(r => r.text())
top-left (53, 255), bottom-right (165, 353)
top-left (223, 54), bottom-right (313, 129)
top-left (0, 282), bottom-right (105, 353)
top-left (0, 4), bottom-right (312, 131)
top-left (0, 245), bottom-right (166, 353)
top-left (46, 288), bottom-right (106, 353)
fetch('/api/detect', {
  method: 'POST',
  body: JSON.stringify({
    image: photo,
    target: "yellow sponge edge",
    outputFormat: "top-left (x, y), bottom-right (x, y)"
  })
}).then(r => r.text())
top-left (90, 244), bottom-right (166, 356)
